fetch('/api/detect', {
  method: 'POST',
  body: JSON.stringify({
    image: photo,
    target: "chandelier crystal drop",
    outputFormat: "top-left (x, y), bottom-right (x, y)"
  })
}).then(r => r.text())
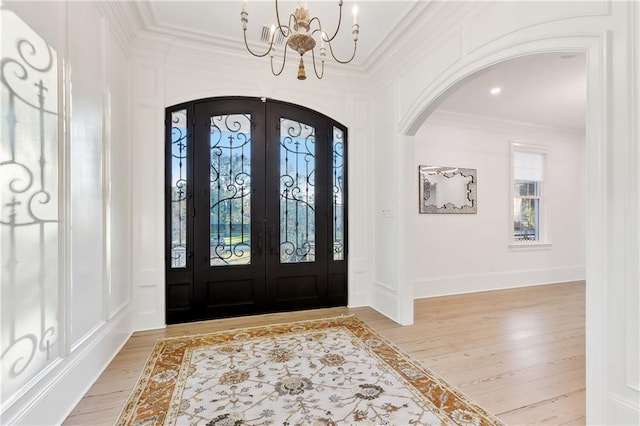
top-left (240, 0), bottom-right (359, 80)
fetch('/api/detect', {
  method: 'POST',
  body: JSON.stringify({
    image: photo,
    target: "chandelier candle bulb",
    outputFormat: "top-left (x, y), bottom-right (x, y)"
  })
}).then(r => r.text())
top-left (240, 9), bottom-right (248, 30)
top-left (241, 0), bottom-right (247, 14)
top-left (353, 5), bottom-right (358, 25)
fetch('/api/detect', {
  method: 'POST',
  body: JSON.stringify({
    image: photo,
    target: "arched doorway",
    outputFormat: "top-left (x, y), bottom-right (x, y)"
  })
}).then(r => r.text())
top-left (392, 37), bottom-right (607, 421)
top-left (165, 97), bottom-right (348, 323)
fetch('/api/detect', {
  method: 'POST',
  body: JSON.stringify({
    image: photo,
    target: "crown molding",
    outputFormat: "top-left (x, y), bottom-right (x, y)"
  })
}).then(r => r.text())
top-left (126, 21), bottom-right (366, 85)
top-left (127, 0), bottom-right (419, 77)
top-left (426, 109), bottom-right (586, 140)
top-left (159, 37), bottom-right (370, 95)
top-left (130, 31), bottom-right (172, 61)
top-left (134, 1), bottom-right (157, 30)
top-left (96, 1), bottom-right (145, 56)
top-left (127, 8), bottom-right (366, 81)
top-left (359, 0), bottom-right (432, 71)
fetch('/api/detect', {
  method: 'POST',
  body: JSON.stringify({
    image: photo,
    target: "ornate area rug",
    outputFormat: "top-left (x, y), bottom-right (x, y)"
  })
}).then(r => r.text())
top-left (117, 316), bottom-right (503, 425)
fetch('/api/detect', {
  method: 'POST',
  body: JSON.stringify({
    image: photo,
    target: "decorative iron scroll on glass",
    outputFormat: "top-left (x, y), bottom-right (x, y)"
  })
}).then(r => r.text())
top-left (418, 165), bottom-right (477, 214)
top-left (1, 10), bottom-right (59, 400)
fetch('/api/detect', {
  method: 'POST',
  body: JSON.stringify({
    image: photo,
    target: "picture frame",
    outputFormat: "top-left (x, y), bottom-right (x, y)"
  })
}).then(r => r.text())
top-left (418, 165), bottom-right (477, 214)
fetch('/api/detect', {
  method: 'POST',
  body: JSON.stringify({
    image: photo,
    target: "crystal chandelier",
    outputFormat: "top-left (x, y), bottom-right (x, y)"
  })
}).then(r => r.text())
top-left (240, 0), bottom-right (359, 80)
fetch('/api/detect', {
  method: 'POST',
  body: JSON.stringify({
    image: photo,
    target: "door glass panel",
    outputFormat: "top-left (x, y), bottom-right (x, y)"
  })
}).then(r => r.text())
top-left (210, 114), bottom-right (252, 266)
top-left (280, 118), bottom-right (315, 263)
top-left (170, 109), bottom-right (188, 268)
top-left (332, 126), bottom-right (344, 261)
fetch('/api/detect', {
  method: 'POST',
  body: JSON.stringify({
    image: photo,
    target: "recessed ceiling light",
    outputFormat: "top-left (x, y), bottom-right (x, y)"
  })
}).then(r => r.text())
top-left (490, 87), bottom-right (502, 95)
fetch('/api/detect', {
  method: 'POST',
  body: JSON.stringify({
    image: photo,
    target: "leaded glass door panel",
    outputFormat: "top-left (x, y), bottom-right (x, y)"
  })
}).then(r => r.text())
top-left (192, 99), bottom-right (267, 321)
top-left (264, 103), bottom-right (329, 311)
top-left (165, 97), bottom-right (347, 323)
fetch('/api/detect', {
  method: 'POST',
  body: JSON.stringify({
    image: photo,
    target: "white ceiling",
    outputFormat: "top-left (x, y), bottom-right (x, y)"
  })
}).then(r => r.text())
top-left (436, 52), bottom-right (586, 132)
top-left (140, 1), bottom-right (421, 67)
top-left (136, 2), bottom-right (586, 132)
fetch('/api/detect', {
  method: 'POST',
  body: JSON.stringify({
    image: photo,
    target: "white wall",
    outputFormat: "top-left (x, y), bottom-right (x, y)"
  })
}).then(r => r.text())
top-left (413, 112), bottom-right (585, 297)
top-left (0, 2), bottom-right (132, 424)
top-left (368, 1), bottom-right (639, 423)
top-left (371, 81), bottom-right (403, 320)
top-left (68, 0), bottom-right (106, 346)
top-left (107, 12), bottom-right (133, 320)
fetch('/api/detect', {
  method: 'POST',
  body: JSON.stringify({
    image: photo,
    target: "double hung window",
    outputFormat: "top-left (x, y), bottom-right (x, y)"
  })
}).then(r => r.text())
top-left (511, 144), bottom-right (547, 244)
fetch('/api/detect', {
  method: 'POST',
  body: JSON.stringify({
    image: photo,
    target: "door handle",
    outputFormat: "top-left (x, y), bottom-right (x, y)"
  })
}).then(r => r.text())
top-left (269, 228), bottom-right (275, 254)
top-left (255, 229), bottom-right (263, 255)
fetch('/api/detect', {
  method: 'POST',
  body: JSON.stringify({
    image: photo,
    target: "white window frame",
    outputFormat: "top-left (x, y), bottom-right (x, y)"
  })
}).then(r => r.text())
top-left (509, 141), bottom-right (551, 249)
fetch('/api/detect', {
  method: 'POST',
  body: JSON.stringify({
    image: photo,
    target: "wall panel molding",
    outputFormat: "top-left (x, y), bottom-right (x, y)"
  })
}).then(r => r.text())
top-left (607, 393), bottom-right (640, 425)
top-left (130, 60), bottom-right (165, 331)
top-left (2, 308), bottom-right (131, 426)
top-left (95, 1), bottom-right (142, 56)
top-left (366, 1), bottom-right (480, 86)
top-left (398, 28), bottom-right (462, 126)
top-left (1, 2), bottom-right (135, 422)
top-left (625, 0), bottom-right (640, 394)
top-left (466, 1), bottom-right (610, 54)
top-left (371, 281), bottom-right (398, 322)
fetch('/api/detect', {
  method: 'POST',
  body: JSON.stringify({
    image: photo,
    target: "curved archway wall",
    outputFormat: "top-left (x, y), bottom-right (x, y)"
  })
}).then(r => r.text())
top-left (368, 2), bottom-right (639, 424)
top-left (413, 54), bottom-right (587, 301)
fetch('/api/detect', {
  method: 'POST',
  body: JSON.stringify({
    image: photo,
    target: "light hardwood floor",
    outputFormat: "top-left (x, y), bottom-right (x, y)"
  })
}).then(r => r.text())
top-left (64, 281), bottom-right (585, 425)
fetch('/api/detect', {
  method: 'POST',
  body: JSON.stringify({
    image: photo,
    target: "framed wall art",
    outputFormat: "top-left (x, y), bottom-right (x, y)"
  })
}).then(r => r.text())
top-left (419, 165), bottom-right (477, 214)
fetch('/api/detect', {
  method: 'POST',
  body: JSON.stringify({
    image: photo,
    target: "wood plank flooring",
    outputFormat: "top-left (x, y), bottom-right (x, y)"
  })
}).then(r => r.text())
top-left (64, 281), bottom-right (585, 425)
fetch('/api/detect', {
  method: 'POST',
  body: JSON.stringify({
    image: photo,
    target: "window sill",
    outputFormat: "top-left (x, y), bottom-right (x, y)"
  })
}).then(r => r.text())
top-left (509, 242), bottom-right (552, 251)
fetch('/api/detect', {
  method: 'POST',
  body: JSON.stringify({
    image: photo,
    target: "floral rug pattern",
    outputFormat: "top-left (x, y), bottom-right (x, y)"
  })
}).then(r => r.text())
top-left (117, 316), bottom-right (503, 426)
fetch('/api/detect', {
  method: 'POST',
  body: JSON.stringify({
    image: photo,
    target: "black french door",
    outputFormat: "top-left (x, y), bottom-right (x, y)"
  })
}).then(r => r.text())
top-left (165, 97), bottom-right (347, 324)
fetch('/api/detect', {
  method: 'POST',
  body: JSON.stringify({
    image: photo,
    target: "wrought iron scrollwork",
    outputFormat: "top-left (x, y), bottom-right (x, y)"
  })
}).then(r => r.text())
top-left (280, 118), bottom-right (315, 263)
top-left (210, 114), bottom-right (252, 266)
top-left (332, 127), bottom-right (344, 260)
top-left (170, 109), bottom-right (188, 268)
top-left (1, 21), bottom-right (59, 397)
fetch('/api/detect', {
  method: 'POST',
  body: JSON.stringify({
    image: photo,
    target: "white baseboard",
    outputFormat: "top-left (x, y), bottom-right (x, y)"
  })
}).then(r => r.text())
top-left (131, 310), bottom-right (166, 332)
top-left (608, 393), bottom-right (640, 425)
top-left (347, 295), bottom-right (370, 308)
top-left (414, 265), bottom-right (585, 299)
top-left (370, 281), bottom-right (399, 322)
top-left (1, 306), bottom-right (132, 426)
